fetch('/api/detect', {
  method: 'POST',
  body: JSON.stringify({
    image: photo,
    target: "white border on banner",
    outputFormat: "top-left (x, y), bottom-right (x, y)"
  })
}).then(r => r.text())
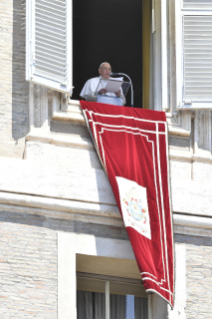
top-left (83, 108), bottom-right (174, 306)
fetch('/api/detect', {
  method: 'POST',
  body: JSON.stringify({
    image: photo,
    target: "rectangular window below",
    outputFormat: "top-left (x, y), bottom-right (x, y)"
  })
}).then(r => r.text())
top-left (77, 273), bottom-right (148, 319)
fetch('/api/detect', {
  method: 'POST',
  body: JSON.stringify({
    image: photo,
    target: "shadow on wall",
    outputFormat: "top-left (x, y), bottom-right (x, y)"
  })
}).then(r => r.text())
top-left (0, 211), bottom-right (128, 241)
top-left (12, 0), bottom-right (29, 155)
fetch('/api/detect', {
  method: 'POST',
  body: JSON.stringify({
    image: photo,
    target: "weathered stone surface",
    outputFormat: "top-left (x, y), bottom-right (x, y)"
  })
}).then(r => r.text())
top-left (0, 209), bottom-right (128, 240)
top-left (0, 157), bottom-right (116, 205)
top-left (0, 157), bottom-right (212, 217)
top-left (0, 0), bottom-right (29, 158)
top-left (0, 221), bottom-right (57, 318)
top-left (171, 178), bottom-right (212, 217)
top-left (186, 244), bottom-right (212, 318)
top-left (25, 141), bottom-right (101, 169)
top-left (0, 0), bottom-right (212, 318)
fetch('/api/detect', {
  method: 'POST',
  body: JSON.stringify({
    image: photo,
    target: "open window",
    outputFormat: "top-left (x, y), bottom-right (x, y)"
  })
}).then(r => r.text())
top-left (72, 0), bottom-right (152, 108)
top-left (26, 0), bottom-right (152, 108)
top-left (175, 0), bottom-right (212, 109)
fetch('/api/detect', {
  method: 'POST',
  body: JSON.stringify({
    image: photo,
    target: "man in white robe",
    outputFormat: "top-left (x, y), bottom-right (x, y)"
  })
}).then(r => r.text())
top-left (80, 62), bottom-right (125, 105)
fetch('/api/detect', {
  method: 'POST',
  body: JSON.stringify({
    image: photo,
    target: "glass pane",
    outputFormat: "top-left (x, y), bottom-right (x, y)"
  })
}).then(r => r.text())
top-left (77, 290), bottom-right (105, 319)
top-left (110, 294), bottom-right (126, 319)
top-left (77, 277), bottom-right (148, 319)
top-left (110, 294), bottom-right (148, 319)
top-left (134, 296), bottom-right (148, 319)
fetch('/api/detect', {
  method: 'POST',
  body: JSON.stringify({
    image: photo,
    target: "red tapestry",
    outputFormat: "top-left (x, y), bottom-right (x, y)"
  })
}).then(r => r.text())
top-left (80, 100), bottom-right (174, 307)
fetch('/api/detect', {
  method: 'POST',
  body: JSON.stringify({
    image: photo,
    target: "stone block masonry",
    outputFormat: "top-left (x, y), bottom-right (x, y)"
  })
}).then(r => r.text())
top-left (0, 0), bottom-right (29, 158)
top-left (175, 234), bottom-right (212, 319)
top-left (186, 244), bottom-right (212, 319)
top-left (0, 220), bottom-right (57, 318)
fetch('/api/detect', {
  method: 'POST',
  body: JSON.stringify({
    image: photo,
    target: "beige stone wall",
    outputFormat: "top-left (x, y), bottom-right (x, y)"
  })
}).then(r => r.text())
top-left (0, 219), bottom-right (57, 318)
top-left (175, 234), bottom-right (212, 318)
top-left (186, 243), bottom-right (212, 319)
top-left (0, 0), bottom-right (29, 158)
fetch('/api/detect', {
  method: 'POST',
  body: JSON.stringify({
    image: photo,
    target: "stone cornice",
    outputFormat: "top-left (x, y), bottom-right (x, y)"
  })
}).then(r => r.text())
top-left (0, 191), bottom-right (212, 237)
top-left (59, 101), bottom-right (191, 137)
top-left (26, 131), bottom-right (93, 149)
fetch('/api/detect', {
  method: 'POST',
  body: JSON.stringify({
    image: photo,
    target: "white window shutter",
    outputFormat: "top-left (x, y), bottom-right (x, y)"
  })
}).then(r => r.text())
top-left (183, 0), bottom-right (212, 10)
top-left (26, 0), bottom-right (73, 95)
top-left (175, 0), bottom-right (212, 108)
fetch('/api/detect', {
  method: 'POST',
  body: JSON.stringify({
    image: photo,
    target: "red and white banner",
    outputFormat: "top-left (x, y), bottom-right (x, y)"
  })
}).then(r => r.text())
top-left (80, 101), bottom-right (174, 307)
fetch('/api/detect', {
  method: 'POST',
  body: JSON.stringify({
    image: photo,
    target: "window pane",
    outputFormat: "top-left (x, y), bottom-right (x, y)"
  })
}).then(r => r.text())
top-left (77, 276), bottom-right (148, 319)
top-left (77, 290), bottom-right (105, 319)
top-left (110, 294), bottom-right (126, 319)
top-left (110, 294), bottom-right (148, 319)
top-left (134, 296), bottom-right (148, 319)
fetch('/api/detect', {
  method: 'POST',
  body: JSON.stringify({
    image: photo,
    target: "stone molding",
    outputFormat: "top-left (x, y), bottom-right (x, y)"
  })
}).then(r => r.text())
top-left (26, 131), bottom-right (93, 150)
top-left (56, 100), bottom-right (192, 137)
top-left (0, 191), bottom-right (212, 237)
top-left (52, 111), bottom-right (85, 125)
top-left (26, 130), bottom-right (212, 165)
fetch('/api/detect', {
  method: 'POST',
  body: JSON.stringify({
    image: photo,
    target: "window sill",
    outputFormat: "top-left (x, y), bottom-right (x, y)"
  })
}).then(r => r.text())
top-left (61, 100), bottom-right (191, 138)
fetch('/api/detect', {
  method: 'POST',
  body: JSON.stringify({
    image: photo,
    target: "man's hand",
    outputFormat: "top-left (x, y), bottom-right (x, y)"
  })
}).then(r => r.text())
top-left (98, 89), bottom-right (108, 95)
top-left (115, 90), bottom-right (121, 97)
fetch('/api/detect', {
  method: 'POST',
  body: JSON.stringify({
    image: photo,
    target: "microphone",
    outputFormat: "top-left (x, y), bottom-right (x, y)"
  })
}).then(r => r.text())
top-left (110, 72), bottom-right (121, 76)
top-left (110, 72), bottom-right (134, 107)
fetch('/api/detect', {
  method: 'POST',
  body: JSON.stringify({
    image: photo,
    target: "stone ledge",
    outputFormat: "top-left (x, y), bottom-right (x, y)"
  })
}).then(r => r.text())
top-left (0, 157), bottom-right (116, 205)
top-left (169, 149), bottom-right (212, 164)
top-left (169, 149), bottom-right (193, 162)
top-left (68, 100), bottom-right (81, 110)
top-left (168, 126), bottom-right (190, 137)
top-left (171, 178), bottom-right (212, 217)
top-left (26, 131), bottom-right (93, 149)
top-left (0, 191), bottom-right (119, 219)
top-left (0, 191), bottom-right (212, 237)
top-left (173, 214), bottom-right (212, 237)
top-left (60, 101), bottom-right (191, 138)
top-left (27, 129), bottom-right (212, 165)
top-left (52, 111), bottom-right (86, 126)
top-left (0, 157), bottom-right (212, 218)
top-left (27, 131), bottom-right (212, 165)
top-left (0, 203), bottom-right (123, 227)
top-left (54, 100), bottom-right (85, 125)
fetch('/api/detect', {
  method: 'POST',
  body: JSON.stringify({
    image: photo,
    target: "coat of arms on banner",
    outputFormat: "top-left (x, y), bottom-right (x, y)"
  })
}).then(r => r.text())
top-left (116, 177), bottom-right (151, 240)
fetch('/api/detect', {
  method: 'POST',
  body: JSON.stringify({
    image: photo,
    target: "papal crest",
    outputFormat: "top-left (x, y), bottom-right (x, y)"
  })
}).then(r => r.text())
top-left (116, 177), bottom-right (151, 239)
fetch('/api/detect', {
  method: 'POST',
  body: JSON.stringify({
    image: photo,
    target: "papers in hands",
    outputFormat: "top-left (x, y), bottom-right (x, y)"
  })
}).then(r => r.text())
top-left (104, 77), bottom-right (123, 93)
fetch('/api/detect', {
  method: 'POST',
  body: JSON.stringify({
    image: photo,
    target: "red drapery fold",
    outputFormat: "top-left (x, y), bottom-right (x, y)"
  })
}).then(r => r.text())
top-left (80, 100), bottom-right (174, 307)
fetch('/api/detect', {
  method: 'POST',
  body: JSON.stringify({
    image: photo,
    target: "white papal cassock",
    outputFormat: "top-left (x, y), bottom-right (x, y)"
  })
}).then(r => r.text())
top-left (80, 76), bottom-right (125, 105)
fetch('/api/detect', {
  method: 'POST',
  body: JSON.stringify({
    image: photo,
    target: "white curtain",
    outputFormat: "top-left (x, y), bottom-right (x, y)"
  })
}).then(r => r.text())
top-left (77, 291), bottom-right (105, 319)
top-left (110, 294), bottom-right (126, 319)
top-left (77, 291), bottom-right (148, 319)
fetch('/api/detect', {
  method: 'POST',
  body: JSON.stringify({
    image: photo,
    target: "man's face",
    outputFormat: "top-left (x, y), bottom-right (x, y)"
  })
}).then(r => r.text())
top-left (98, 63), bottom-right (111, 80)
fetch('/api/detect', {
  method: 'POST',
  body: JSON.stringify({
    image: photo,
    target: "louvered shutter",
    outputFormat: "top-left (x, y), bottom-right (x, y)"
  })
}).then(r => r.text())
top-left (175, 0), bottom-right (212, 108)
top-left (26, 0), bottom-right (72, 94)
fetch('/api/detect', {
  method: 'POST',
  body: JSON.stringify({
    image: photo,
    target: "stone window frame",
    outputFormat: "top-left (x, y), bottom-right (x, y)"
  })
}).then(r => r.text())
top-left (57, 231), bottom-right (172, 319)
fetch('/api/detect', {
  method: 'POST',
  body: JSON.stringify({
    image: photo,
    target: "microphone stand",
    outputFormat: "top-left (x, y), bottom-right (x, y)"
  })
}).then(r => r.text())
top-left (111, 72), bottom-right (134, 107)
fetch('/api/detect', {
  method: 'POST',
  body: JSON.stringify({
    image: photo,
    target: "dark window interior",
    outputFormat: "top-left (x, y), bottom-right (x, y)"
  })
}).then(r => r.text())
top-left (72, 0), bottom-right (143, 107)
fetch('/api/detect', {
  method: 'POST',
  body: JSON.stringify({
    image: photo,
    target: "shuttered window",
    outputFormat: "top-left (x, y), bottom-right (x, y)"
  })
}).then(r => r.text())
top-left (26, 0), bottom-right (73, 94)
top-left (175, 0), bottom-right (212, 108)
top-left (183, 0), bottom-right (212, 10)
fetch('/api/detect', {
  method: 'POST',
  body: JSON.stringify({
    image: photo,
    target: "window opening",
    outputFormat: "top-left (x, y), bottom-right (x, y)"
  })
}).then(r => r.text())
top-left (72, 0), bottom-right (145, 107)
top-left (77, 273), bottom-right (148, 319)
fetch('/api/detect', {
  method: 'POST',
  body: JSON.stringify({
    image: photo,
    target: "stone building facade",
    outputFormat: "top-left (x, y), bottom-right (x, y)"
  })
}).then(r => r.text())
top-left (0, 0), bottom-right (212, 318)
